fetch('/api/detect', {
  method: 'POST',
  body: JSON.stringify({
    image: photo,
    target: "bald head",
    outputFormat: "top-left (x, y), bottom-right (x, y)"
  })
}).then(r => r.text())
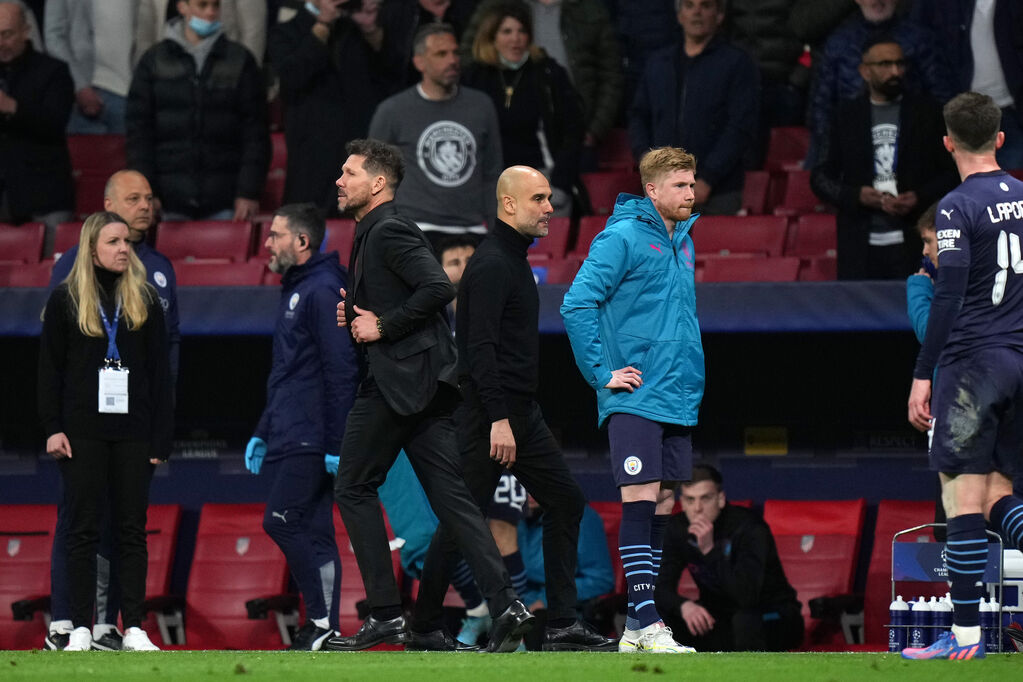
top-left (104, 170), bottom-right (155, 237)
top-left (0, 1), bottom-right (30, 64)
top-left (497, 166), bottom-right (554, 240)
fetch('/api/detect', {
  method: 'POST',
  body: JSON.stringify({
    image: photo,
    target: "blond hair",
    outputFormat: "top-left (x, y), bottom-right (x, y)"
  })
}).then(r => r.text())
top-left (64, 211), bottom-right (151, 337)
top-left (639, 147), bottom-right (697, 188)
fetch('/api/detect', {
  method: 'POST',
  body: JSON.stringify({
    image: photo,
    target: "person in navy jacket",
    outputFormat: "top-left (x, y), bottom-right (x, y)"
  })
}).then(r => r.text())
top-left (244, 202), bottom-right (359, 650)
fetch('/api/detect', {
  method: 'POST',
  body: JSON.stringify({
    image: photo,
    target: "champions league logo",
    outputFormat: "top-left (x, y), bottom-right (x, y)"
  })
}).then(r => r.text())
top-left (417, 121), bottom-right (477, 188)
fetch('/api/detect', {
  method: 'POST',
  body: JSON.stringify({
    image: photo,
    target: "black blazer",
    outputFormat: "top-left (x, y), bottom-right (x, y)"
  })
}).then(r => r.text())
top-left (810, 92), bottom-right (958, 276)
top-left (347, 202), bottom-right (458, 416)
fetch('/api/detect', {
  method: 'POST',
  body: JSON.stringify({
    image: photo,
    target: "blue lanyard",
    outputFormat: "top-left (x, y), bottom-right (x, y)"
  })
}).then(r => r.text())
top-left (98, 299), bottom-right (122, 365)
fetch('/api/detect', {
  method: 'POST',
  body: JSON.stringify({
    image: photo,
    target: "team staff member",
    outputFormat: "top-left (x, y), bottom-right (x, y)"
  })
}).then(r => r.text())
top-left (412, 166), bottom-right (612, 652)
top-left (45, 169), bottom-right (179, 651)
top-left (244, 203), bottom-right (359, 651)
top-left (38, 211), bottom-right (171, 652)
top-left (562, 146), bottom-right (704, 654)
top-left (326, 139), bottom-right (532, 653)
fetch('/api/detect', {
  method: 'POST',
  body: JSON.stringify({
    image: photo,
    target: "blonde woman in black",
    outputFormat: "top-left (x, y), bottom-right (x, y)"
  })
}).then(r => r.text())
top-left (38, 211), bottom-right (171, 651)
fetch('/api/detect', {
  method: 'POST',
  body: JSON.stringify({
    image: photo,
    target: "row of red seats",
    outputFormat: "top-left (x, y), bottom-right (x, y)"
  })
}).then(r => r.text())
top-left (0, 219), bottom-right (358, 288)
top-left (3, 498), bottom-right (939, 651)
top-left (0, 503), bottom-right (397, 650)
top-left (591, 498), bottom-right (943, 651)
top-left (529, 213), bottom-right (837, 284)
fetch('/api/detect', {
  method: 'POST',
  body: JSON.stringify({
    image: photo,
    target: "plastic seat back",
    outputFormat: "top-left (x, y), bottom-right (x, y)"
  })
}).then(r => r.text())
top-left (185, 504), bottom-right (290, 649)
top-left (701, 255), bottom-right (800, 282)
top-left (155, 221), bottom-right (254, 262)
top-left (581, 171), bottom-right (641, 216)
top-left (0, 505), bottom-right (57, 650)
top-left (0, 223), bottom-right (44, 264)
top-left (694, 215), bottom-right (789, 258)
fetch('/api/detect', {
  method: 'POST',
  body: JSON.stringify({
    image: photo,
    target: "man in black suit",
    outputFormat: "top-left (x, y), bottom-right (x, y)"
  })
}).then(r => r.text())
top-left (324, 138), bottom-right (534, 653)
top-left (810, 35), bottom-right (957, 280)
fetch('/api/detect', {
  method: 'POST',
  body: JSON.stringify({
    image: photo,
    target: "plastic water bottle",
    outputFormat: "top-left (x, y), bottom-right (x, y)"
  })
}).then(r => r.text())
top-left (888, 595), bottom-right (910, 652)
top-left (981, 597), bottom-right (1000, 653)
top-left (930, 595), bottom-right (952, 640)
top-left (909, 596), bottom-right (933, 648)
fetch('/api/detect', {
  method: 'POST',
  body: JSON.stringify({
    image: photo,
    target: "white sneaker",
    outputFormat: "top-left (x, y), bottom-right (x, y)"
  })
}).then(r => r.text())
top-left (122, 627), bottom-right (160, 651)
top-left (618, 627), bottom-right (641, 652)
top-left (636, 622), bottom-right (696, 654)
top-left (65, 627), bottom-right (93, 651)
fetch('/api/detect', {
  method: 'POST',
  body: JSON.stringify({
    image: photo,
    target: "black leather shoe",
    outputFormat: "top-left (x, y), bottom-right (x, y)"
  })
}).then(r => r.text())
top-left (543, 620), bottom-right (617, 651)
top-left (406, 628), bottom-right (479, 652)
top-left (485, 600), bottom-right (535, 653)
top-left (321, 615), bottom-right (409, 651)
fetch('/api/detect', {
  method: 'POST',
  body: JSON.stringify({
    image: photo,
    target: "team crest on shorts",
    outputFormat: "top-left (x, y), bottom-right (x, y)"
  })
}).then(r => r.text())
top-left (417, 121), bottom-right (477, 188)
top-left (623, 456), bottom-right (643, 476)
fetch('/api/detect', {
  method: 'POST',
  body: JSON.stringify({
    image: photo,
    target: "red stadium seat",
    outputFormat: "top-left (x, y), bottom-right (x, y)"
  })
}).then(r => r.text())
top-left (331, 507), bottom-right (403, 640)
top-left (773, 170), bottom-right (829, 217)
top-left (52, 222), bottom-right (84, 260)
top-left (597, 128), bottom-right (634, 171)
top-left (692, 215), bottom-right (789, 257)
top-left (590, 502), bottom-right (625, 598)
top-left (701, 255), bottom-right (800, 282)
top-left (529, 216), bottom-right (571, 259)
top-left (270, 131), bottom-right (287, 172)
top-left (139, 504), bottom-right (182, 644)
top-left (151, 503), bottom-right (293, 649)
top-left (741, 170), bottom-right (771, 215)
top-left (0, 222), bottom-right (44, 263)
top-left (66, 135), bottom-right (126, 177)
top-left (571, 216), bottom-right (607, 258)
top-left (762, 499), bottom-right (866, 648)
top-left (0, 261), bottom-right (53, 287)
top-left (545, 256), bottom-right (583, 285)
top-left (798, 256), bottom-right (838, 281)
top-left (325, 219), bottom-right (356, 263)
top-left (73, 173), bottom-right (109, 218)
top-left (173, 261), bottom-right (265, 286)
top-left (0, 505), bottom-right (58, 650)
top-left (787, 213), bottom-right (837, 258)
top-left (156, 221), bottom-right (254, 262)
top-left (581, 171), bottom-right (642, 216)
top-left (260, 170), bottom-right (286, 213)
top-left (764, 126), bottom-right (809, 173)
top-left (862, 500), bottom-right (941, 648)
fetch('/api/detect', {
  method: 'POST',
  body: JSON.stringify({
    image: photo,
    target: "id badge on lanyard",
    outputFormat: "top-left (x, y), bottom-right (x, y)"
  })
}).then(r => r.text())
top-left (97, 300), bottom-right (129, 414)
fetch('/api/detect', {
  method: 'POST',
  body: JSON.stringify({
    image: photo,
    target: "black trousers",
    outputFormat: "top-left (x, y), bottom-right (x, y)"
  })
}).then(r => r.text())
top-left (665, 601), bottom-right (804, 652)
top-left (334, 378), bottom-right (515, 619)
top-left (413, 397), bottom-right (586, 630)
top-left (58, 437), bottom-right (153, 629)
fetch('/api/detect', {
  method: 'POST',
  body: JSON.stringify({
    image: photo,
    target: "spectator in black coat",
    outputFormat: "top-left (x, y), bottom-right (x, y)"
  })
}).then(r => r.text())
top-left (0, 0), bottom-right (74, 254)
top-left (126, 0), bottom-right (269, 221)
top-left (269, 0), bottom-right (386, 214)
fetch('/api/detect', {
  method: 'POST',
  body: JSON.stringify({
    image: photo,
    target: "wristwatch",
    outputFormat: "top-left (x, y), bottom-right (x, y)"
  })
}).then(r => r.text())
top-left (376, 316), bottom-right (385, 338)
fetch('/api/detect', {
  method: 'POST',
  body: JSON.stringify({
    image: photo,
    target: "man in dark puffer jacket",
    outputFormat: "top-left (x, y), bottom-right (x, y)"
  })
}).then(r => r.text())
top-left (126, 0), bottom-right (268, 221)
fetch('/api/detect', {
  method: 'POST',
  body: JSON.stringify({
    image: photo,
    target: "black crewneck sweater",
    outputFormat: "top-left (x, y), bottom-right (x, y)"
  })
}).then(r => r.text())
top-left (37, 266), bottom-right (173, 459)
top-left (455, 220), bottom-right (539, 422)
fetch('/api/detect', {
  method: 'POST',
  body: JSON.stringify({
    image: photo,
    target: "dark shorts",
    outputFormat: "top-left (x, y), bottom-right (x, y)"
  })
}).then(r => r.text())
top-left (607, 413), bottom-right (693, 487)
top-left (929, 347), bottom-right (1023, 476)
top-left (487, 472), bottom-right (527, 524)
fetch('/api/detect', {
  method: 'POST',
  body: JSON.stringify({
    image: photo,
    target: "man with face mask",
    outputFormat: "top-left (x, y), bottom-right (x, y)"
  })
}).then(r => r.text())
top-left (810, 36), bottom-right (957, 280)
top-left (126, 0), bottom-right (269, 222)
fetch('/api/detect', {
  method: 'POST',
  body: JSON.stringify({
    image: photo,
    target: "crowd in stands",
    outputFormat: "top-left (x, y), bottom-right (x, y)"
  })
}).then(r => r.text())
top-left (1, 0), bottom-right (1022, 284)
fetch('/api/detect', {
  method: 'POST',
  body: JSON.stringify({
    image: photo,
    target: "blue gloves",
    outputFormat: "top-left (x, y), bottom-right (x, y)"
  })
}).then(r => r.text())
top-left (245, 437), bottom-right (266, 474)
top-left (324, 454), bottom-right (339, 475)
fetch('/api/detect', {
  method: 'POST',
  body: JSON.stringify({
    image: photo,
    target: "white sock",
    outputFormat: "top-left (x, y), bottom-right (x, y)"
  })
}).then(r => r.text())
top-left (49, 619), bottom-right (73, 635)
top-left (952, 624), bottom-right (981, 646)
top-left (312, 617), bottom-right (330, 630)
top-left (93, 623), bottom-right (116, 639)
top-left (466, 602), bottom-right (489, 618)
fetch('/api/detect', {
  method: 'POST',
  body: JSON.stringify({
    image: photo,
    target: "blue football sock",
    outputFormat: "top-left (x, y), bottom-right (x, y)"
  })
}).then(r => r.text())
top-left (502, 550), bottom-right (528, 598)
top-left (946, 513), bottom-right (987, 628)
top-left (451, 559), bottom-right (483, 611)
top-left (989, 495), bottom-right (1023, 552)
top-left (620, 500), bottom-right (659, 629)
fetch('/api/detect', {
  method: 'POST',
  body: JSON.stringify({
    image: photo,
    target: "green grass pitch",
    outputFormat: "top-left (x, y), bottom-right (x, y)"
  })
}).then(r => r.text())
top-left (1, 651), bottom-right (1014, 681)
